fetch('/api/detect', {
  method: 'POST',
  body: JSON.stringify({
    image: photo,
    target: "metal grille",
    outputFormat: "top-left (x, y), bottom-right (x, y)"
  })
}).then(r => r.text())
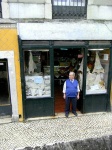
top-left (52, 0), bottom-right (88, 19)
top-left (0, 0), bottom-right (2, 18)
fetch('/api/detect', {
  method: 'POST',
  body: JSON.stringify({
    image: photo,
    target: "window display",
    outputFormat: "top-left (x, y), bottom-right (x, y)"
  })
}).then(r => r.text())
top-left (24, 50), bottom-right (51, 98)
top-left (78, 58), bottom-right (84, 91)
top-left (86, 49), bottom-right (110, 94)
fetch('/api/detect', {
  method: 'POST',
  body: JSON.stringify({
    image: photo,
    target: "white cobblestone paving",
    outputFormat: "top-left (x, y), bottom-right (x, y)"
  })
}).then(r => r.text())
top-left (0, 112), bottom-right (112, 150)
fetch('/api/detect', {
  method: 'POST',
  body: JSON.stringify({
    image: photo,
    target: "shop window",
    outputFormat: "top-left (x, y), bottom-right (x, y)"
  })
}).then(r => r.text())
top-left (86, 49), bottom-right (110, 94)
top-left (24, 50), bottom-right (51, 98)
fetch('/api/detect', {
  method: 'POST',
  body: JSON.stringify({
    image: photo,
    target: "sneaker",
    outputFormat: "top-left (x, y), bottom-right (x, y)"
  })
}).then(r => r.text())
top-left (65, 114), bottom-right (68, 118)
top-left (74, 112), bottom-right (78, 117)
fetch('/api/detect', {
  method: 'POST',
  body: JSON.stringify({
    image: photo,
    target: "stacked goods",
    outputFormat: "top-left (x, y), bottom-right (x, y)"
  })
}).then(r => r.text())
top-left (25, 75), bottom-right (51, 97)
top-left (86, 52), bottom-right (106, 94)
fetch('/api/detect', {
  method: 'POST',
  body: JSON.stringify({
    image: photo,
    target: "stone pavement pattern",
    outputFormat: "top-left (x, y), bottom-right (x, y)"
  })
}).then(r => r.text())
top-left (0, 113), bottom-right (112, 150)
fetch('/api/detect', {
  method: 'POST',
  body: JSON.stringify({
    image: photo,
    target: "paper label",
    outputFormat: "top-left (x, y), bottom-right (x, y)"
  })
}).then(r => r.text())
top-left (34, 77), bottom-right (43, 83)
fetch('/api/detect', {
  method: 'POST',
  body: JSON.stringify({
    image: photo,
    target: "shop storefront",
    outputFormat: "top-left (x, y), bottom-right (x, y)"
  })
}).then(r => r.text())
top-left (19, 40), bottom-right (112, 119)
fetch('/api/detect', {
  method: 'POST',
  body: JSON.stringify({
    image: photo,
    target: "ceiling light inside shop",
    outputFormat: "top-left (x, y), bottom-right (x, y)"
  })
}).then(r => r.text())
top-left (27, 49), bottom-right (49, 52)
top-left (88, 49), bottom-right (104, 51)
top-left (60, 48), bottom-right (68, 50)
top-left (40, 49), bottom-right (49, 52)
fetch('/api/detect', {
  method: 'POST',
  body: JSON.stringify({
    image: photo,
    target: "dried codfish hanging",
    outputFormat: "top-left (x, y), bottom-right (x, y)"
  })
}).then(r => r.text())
top-left (93, 74), bottom-right (105, 89)
top-left (92, 51), bottom-right (104, 73)
top-left (86, 51), bottom-right (106, 92)
top-left (78, 58), bottom-right (90, 73)
top-left (78, 73), bottom-right (83, 90)
top-left (28, 52), bottom-right (36, 74)
top-left (86, 72), bottom-right (96, 86)
top-left (78, 59), bottom-right (83, 90)
top-left (78, 58), bottom-right (90, 90)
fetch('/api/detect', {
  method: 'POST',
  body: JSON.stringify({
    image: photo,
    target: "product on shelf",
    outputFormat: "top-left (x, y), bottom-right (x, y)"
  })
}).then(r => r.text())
top-left (25, 74), bottom-right (51, 98)
top-left (86, 51), bottom-right (106, 94)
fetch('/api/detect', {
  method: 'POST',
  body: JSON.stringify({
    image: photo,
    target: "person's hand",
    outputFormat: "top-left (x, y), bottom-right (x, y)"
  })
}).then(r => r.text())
top-left (77, 95), bottom-right (79, 100)
top-left (63, 94), bottom-right (66, 99)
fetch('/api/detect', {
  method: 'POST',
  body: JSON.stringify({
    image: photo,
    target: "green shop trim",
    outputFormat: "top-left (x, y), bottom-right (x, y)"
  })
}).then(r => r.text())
top-left (18, 39), bottom-right (112, 119)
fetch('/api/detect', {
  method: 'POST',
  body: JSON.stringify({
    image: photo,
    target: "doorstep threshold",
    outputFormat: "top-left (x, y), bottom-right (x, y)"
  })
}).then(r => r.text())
top-left (0, 116), bottom-right (12, 124)
top-left (26, 111), bottom-right (108, 122)
top-left (26, 111), bottom-right (81, 121)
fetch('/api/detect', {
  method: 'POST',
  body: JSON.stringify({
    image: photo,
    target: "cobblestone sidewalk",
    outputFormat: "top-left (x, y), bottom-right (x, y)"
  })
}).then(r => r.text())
top-left (0, 112), bottom-right (112, 150)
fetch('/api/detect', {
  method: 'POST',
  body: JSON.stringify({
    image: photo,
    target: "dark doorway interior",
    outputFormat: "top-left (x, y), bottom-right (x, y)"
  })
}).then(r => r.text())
top-left (54, 48), bottom-right (83, 113)
top-left (0, 59), bottom-right (10, 106)
top-left (55, 83), bottom-right (65, 113)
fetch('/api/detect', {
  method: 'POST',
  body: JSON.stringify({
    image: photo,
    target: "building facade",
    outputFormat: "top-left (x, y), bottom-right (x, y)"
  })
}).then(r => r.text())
top-left (1, 0), bottom-right (112, 121)
top-left (0, 24), bottom-right (23, 121)
top-left (0, 1), bottom-right (23, 122)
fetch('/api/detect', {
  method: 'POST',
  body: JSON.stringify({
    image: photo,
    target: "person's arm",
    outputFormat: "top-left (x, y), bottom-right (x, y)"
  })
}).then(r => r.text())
top-left (63, 81), bottom-right (66, 99)
top-left (77, 84), bottom-right (80, 100)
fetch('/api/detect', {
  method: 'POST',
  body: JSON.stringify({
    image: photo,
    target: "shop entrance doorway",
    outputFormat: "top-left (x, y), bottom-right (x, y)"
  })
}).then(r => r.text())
top-left (0, 59), bottom-right (12, 116)
top-left (54, 48), bottom-right (84, 114)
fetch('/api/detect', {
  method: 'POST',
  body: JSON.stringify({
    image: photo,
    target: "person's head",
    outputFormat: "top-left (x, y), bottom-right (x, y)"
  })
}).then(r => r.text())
top-left (69, 72), bottom-right (75, 80)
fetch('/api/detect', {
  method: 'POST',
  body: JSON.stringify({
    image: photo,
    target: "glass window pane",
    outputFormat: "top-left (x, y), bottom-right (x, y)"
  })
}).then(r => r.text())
top-left (24, 49), bottom-right (51, 98)
top-left (86, 48), bottom-right (110, 94)
top-left (53, 0), bottom-right (85, 6)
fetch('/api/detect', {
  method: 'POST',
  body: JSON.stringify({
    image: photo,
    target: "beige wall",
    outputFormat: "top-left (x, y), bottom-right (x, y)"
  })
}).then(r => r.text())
top-left (8, 0), bottom-right (51, 3)
top-left (88, 0), bottom-right (112, 6)
top-left (87, 0), bottom-right (112, 20)
top-left (2, 0), bottom-right (112, 20)
top-left (2, 0), bottom-right (52, 19)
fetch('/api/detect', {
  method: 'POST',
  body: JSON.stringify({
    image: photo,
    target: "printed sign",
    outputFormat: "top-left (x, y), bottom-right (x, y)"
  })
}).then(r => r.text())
top-left (34, 76), bottom-right (43, 84)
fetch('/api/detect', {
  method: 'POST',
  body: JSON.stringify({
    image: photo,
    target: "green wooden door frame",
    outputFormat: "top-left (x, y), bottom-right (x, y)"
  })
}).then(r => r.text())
top-left (107, 41), bottom-right (112, 111)
top-left (18, 38), bottom-right (112, 119)
top-left (83, 42), bottom-right (112, 113)
top-left (18, 38), bottom-right (55, 119)
top-left (18, 37), bottom-right (26, 119)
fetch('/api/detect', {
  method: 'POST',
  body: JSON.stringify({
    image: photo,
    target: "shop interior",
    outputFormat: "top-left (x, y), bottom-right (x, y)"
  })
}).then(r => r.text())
top-left (24, 48), bottom-right (109, 113)
top-left (54, 48), bottom-right (83, 113)
top-left (0, 59), bottom-right (10, 105)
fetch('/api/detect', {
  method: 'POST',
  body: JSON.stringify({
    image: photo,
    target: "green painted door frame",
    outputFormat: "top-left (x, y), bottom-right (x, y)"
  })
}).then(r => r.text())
top-left (83, 42), bottom-right (112, 113)
top-left (19, 39), bottom-right (55, 119)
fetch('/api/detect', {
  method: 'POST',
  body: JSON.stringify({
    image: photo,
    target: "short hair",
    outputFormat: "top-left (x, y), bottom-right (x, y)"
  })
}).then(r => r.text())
top-left (69, 72), bottom-right (75, 76)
